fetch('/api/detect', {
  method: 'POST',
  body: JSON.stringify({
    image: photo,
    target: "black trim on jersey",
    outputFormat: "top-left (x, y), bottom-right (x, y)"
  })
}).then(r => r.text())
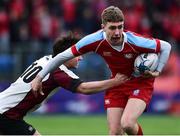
top-left (0, 114), bottom-right (36, 135)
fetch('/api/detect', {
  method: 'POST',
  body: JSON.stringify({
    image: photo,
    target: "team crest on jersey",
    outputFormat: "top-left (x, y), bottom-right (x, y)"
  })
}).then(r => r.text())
top-left (105, 99), bottom-right (110, 104)
top-left (133, 89), bottom-right (140, 96)
top-left (124, 53), bottom-right (133, 59)
top-left (103, 52), bottom-right (112, 56)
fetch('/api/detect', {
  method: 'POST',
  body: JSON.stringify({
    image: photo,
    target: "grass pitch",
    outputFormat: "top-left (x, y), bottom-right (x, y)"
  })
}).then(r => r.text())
top-left (25, 114), bottom-right (180, 135)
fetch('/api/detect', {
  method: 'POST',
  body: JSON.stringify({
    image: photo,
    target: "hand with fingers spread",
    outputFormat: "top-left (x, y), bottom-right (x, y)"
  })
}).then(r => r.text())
top-left (31, 75), bottom-right (44, 97)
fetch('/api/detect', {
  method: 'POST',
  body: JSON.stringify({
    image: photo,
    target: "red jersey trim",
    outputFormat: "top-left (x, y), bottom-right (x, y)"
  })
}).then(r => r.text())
top-left (71, 45), bottom-right (81, 56)
top-left (155, 39), bottom-right (161, 53)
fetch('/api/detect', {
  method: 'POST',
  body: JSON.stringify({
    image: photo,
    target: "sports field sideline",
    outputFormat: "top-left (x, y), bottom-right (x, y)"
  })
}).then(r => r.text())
top-left (25, 114), bottom-right (180, 135)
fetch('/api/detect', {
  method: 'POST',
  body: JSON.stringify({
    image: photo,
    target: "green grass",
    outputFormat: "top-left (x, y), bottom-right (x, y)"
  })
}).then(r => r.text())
top-left (25, 114), bottom-right (180, 135)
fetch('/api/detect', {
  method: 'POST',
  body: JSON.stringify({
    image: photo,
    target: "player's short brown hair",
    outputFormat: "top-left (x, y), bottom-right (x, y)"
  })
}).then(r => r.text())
top-left (101, 6), bottom-right (124, 25)
top-left (52, 32), bottom-right (80, 57)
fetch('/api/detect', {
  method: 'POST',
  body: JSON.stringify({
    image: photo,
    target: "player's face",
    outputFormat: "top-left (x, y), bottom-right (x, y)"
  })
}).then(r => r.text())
top-left (102, 22), bottom-right (124, 46)
top-left (64, 56), bottom-right (82, 68)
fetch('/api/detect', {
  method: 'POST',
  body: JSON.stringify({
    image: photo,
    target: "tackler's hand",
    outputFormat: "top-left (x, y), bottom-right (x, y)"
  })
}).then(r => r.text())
top-left (113, 73), bottom-right (130, 86)
top-left (31, 75), bottom-right (44, 97)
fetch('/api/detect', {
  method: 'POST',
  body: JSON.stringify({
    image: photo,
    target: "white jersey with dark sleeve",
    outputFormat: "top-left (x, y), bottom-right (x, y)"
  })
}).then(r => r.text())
top-left (0, 55), bottom-right (82, 119)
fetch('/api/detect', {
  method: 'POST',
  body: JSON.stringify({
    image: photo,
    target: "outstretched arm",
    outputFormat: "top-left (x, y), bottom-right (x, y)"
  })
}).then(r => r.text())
top-left (76, 73), bottom-right (129, 94)
top-left (39, 48), bottom-right (75, 79)
top-left (31, 48), bottom-right (75, 96)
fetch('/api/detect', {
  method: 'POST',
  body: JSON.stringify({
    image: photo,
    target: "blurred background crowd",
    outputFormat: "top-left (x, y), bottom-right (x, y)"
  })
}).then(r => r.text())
top-left (0, 0), bottom-right (179, 52)
top-left (0, 0), bottom-right (180, 115)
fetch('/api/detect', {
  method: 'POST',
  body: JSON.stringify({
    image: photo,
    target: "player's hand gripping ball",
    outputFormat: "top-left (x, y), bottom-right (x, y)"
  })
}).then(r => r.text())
top-left (134, 53), bottom-right (159, 77)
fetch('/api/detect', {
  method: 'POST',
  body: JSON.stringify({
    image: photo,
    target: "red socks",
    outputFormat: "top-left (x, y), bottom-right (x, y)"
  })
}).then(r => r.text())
top-left (137, 124), bottom-right (143, 135)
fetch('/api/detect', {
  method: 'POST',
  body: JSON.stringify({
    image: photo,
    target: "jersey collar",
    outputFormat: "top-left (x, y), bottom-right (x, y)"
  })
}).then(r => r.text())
top-left (103, 31), bottom-right (127, 45)
top-left (103, 31), bottom-right (127, 52)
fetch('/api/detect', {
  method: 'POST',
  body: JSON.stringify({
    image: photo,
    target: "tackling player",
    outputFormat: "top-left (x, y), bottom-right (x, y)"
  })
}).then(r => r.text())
top-left (31, 6), bottom-right (171, 135)
top-left (0, 33), bottom-right (128, 135)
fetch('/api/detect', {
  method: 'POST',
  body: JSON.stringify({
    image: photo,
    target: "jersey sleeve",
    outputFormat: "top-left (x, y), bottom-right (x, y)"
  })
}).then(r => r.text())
top-left (71, 30), bottom-right (104, 56)
top-left (126, 31), bottom-right (161, 53)
top-left (38, 48), bottom-right (74, 79)
top-left (52, 69), bottom-right (83, 93)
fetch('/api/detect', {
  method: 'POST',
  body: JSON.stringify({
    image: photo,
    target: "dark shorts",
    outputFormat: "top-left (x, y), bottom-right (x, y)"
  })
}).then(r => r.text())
top-left (0, 114), bottom-right (36, 135)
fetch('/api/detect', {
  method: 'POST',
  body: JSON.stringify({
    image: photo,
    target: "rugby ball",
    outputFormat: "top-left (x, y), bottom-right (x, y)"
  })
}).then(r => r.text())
top-left (134, 53), bottom-right (159, 76)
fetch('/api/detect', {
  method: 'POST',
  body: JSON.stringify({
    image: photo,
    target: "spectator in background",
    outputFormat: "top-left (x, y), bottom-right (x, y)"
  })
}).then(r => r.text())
top-left (61, 0), bottom-right (76, 30)
top-left (0, 0), bottom-right (178, 53)
top-left (0, 8), bottom-right (9, 52)
top-left (29, 5), bottom-right (60, 53)
top-left (29, 5), bottom-right (59, 43)
top-left (8, 0), bottom-right (25, 45)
